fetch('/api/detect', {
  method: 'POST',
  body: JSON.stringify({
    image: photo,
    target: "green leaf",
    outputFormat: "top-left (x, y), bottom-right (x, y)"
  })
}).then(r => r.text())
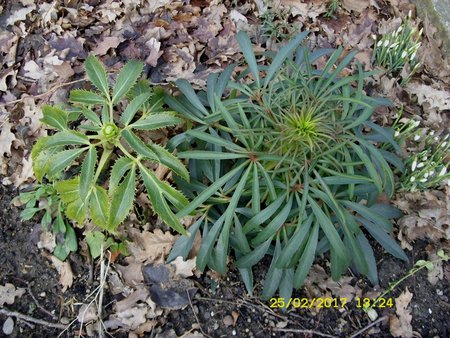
top-left (120, 92), bottom-right (151, 126)
top-left (264, 31), bottom-right (308, 87)
top-left (176, 161), bottom-right (249, 218)
top-left (235, 238), bottom-right (272, 268)
top-left (341, 200), bottom-right (393, 232)
top-left (20, 207), bottom-right (40, 220)
top-left (148, 143), bottom-right (189, 181)
top-left (80, 107), bottom-right (102, 126)
top-left (308, 196), bottom-right (348, 262)
top-left (41, 105), bottom-right (68, 130)
top-left (47, 147), bottom-right (88, 178)
top-left (293, 222), bottom-right (319, 287)
top-left (175, 79), bottom-right (209, 116)
top-left (262, 238), bottom-right (283, 300)
top-left (55, 178), bottom-right (81, 204)
top-left (66, 198), bottom-right (87, 225)
top-left (109, 157), bottom-right (134, 195)
top-left (121, 129), bottom-right (158, 161)
top-left (86, 231), bottom-right (105, 259)
top-left (196, 214), bottom-right (226, 271)
top-left (108, 165), bottom-right (136, 230)
top-left (84, 55), bottom-right (110, 98)
top-left (251, 195), bottom-right (293, 246)
top-left (357, 233), bottom-right (379, 284)
top-left (44, 131), bottom-right (90, 148)
top-left (80, 147), bottom-right (97, 202)
top-left (32, 145), bottom-right (62, 182)
top-left (90, 185), bottom-right (109, 229)
top-left (112, 60), bottom-right (144, 104)
top-left (236, 31), bottom-right (260, 87)
top-left (65, 225), bottom-right (78, 252)
top-left (70, 89), bottom-right (106, 105)
top-left (168, 216), bottom-right (204, 261)
top-left (350, 142), bottom-right (383, 193)
top-left (243, 194), bottom-right (285, 234)
top-left (140, 165), bottom-right (187, 234)
top-left (178, 151), bottom-right (248, 160)
top-left (131, 113), bottom-right (183, 130)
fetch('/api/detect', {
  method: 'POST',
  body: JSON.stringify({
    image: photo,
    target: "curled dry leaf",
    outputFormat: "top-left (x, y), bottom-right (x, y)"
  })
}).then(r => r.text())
top-left (406, 82), bottom-right (450, 112)
top-left (49, 255), bottom-right (73, 292)
top-left (342, 0), bottom-right (370, 13)
top-left (170, 256), bottom-right (196, 278)
top-left (389, 288), bottom-right (414, 338)
top-left (126, 228), bottom-right (177, 264)
top-left (0, 283), bottom-right (26, 307)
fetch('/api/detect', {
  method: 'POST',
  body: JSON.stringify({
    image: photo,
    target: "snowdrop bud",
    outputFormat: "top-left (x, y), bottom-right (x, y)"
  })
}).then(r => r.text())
top-left (410, 52), bottom-right (417, 60)
top-left (429, 130), bottom-right (435, 136)
top-left (410, 176), bottom-right (416, 182)
top-left (413, 120), bottom-right (420, 127)
top-left (414, 134), bottom-right (421, 141)
top-left (394, 130), bottom-right (400, 137)
top-left (439, 167), bottom-right (447, 176)
top-left (424, 172), bottom-right (429, 178)
top-left (429, 171), bottom-right (434, 176)
top-left (372, 34), bottom-right (377, 40)
top-left (420, 178), bottom-right (427, 183)
top-left (384, 40), bottom-right (390, 47)
top-left (441, 141), bottom-right (448, 148)
top-left (397, 26), bottom-right (403, 33)
top-left (417, 162), bottom-right (425, 168)
top-left (408, 10), bottom-right (412, 19)
top-left (418, 28), bottom-right (423, 36)
top-left (444, 134), bottom-right (449, 140)
top-left (401, 51), bottom-right (408, 58)
top-left (447, 179), bottom-right (450, 187)
top-left (422, 156), bottom-right (428, 161)
top-left (434, 136), bottom-right (439, 142)
top-left (411, 159), bottom-right (417, 171)
top-left (377, 41), bottom-right (382, 47)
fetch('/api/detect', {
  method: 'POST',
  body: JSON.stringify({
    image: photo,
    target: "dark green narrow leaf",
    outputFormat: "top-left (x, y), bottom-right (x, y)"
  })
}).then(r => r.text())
top-left (357, 233), bottom-right (379, 284)
top-left (175, 79), bottom-right (209, 116)
top-left (341, 200), bottom-right (393, 232)
top-left (112, 60), bottom-right (144, 104)
top-left (251, 163), bottom-right (260, 214)
top-left (168, 216), bottom-right (204, 261)
top-left (196, 214), bottom-right (226, 271)
top-left (80, 146), bottom-right (97, 202)
top-left (178, 151), bottom-right (248, 160)
top-left (293, 222), bottom-right (319, 288)
top-left (108, 165), bottom-right (136, 230)
top-left (41, 105), bottom-right (68, 130)
top-left (236, 31), bottom-right (260, 87)
top-left (120, 92), bottom-right (151, 126)
top-left (85, 55), bottom-right (110, 98)
top-left (350, 142), bottom-right (383, 193)
top-left (45, 131), bottom-right (90, 148)
top-left (70, 89), bottom-right (106, 105)
top-left (235, 238), bottom-right (272, 268)
top-left (243, 194), bottom-right (285, 234)
top-left (262, 238), bottom-right (284, 300)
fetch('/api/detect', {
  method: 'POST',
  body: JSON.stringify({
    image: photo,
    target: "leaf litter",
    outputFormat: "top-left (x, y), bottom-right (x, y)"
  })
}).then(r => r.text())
top-left (0, 0), bottom-right (449, 336)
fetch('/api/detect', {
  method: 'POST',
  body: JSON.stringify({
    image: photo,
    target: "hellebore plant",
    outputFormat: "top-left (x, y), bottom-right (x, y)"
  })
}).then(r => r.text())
top-left (31, 55), bottom-right (189, 235)
top-left (167, 31), bottom-right (407, 300)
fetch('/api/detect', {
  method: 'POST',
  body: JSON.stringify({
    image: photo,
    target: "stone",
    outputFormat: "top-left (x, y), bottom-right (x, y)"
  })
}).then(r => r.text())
top-left (411, 0), bottom-right (450, 54)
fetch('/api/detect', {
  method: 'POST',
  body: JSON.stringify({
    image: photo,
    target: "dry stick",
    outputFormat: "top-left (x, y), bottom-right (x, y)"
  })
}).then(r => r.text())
top-left (26, 286), bottom-right (58, 320)
top-left (348, 316), bottom-right (387, 338)
top-left (272, 328), bottom-right (338, 338)
top-left (186, 292), bottom-right (212, 338)
top-left (0, 308), bottom-right (66, 329)
top-left (0, 78), bottom-right (86, 107)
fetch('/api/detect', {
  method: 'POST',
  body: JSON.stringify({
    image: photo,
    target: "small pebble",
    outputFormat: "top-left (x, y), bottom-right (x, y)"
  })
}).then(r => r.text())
top-left (247, 318), bottom-right (251, 323)
top-left (428, 308), bottom-right (432, 314)
top-left (223, 315), bottom-right (234, 327)
top-left (210, 311), bottom-right (214, 317)
top-left (60, 317), bottom-right (70, 325)
top-left (2, 317), bottom-right (14, 335)
top-left (436, 289), bottom-right (443, 296)
top-left (39, 292), bottom-right (46, 297)
top-left (213, 323), bottom-right (219, 330)
top-left (232, 329), bottom-right (237, 336)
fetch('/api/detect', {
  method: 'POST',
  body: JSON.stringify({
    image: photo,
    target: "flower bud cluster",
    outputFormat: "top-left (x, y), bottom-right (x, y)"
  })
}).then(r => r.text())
top-left (372, 16), bottom-right (422, 85)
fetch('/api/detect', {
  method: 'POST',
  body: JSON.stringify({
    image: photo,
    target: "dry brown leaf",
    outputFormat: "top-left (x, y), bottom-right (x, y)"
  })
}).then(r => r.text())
top-left (389, 288), bottom-right (414, 338)
top-left (0, 121), bottom-right (16, 165)
top-left (145, 38), bottom-right (162, 67)
top-left (0, 283), bottom-right (26, 307)
top-left (406, 82), bottom-right (450, 111)
top-left (5, 4), bottom-right (36, 26)
top-left (170, 256), bottom-right (196, 278)
top-left (115, 288), bottom-right (149, 313)
top-left (92, 36), bottom-right (121, 56)
top-left (112, 306), bottom-right (147, 331)
top-left (342, 0), bottom-right (370, 13)
top-left (38, 231), bottom-right (56, 252)
top-left (115, 261), bottom-right (144, 285)
top-left (126, 228), bottom-right (176, 263)
top-left (50, 256), bottom-right (73, 292)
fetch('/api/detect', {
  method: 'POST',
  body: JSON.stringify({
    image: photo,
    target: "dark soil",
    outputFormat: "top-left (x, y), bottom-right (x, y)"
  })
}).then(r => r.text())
top-left (1, 180), bottom-right (448, 337)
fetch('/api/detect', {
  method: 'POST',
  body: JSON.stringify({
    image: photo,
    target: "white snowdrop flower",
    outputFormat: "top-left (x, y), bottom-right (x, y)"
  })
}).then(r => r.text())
top-left (372, 34), bottom-right (377, 40)
top-left (429, 171), bottom-right (434, 176)
top-left (438, 167), bottom-right (447, 177)
top-left (397, 26), bottom-right (403, 34)
top-left (422, 156), bottom-right (428, 161)
top-left (444, 134), bottom-right (449, 140)
top-left (377, 41), bottom-right (382, 47)
top-left (232, 330), bottom-right (237, 336)
top-left (434, 136), bottom-right (439, 142)
top-left (394, 130), bottom-right (400, 137)
top-left (418, 28), bottom-right (423, 36)
top-left (384, 40), bottom-right (390, 47)
top-left (424, 172), bottom-right (429, 178)
top-left (401, 51), bottom-right (408, 58)
top-left (429, 130), bottom-right (435, 136)
top-left (410, 176), bottom-right (416, 182)
top-left (413, 120), bottom-right (420, 127)
top-left (408, 10), bottom-right (412, 19)
top-left (420, 178), bottom-right (427, 183)
top-left (414, 134), bottom-right (421, 141)
top-left (417, 162), bottom-right (425, 168)
top-left (410, 52), bottom-right (417, 60)
top-left (411, 159), bottom-right (417, 171)
top-left (441, 141), bottom-right (448, 148)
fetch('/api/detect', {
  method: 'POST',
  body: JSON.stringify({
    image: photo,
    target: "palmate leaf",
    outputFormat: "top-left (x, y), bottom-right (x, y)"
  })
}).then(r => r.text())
top-left (112, 60), bottom-right (144, 104)
top-left (84, 55), bottom-right (110, 99)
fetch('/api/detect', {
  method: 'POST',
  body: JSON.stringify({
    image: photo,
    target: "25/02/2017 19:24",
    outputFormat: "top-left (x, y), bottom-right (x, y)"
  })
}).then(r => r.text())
top-left (269, 297), bottom-right (394, 309)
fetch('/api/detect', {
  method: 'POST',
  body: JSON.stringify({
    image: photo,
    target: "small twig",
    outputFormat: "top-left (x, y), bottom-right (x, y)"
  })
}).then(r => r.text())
top-left (348, 316), bottom-right (387, 338)
top-left (186, 291), bottom-right (211, 338)
top-left (272, 328), bottom-right (338, 338)
top-left (0, 78), bottom-right (86, 107)
top-left (0, 308), bottom-right (67, 329)
top-left (26, 286), bottom-right (58, 320)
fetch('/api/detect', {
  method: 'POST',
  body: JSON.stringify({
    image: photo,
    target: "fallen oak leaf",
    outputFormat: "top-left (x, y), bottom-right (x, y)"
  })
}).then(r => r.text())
top-left (0, 283), bottom-right (26, 307)
top-left (170, 256), bottom-right (196, 278)
top-left (389, 288), bottom-right (414, 338)
top-left (49, 255), bottom-right (73, 292)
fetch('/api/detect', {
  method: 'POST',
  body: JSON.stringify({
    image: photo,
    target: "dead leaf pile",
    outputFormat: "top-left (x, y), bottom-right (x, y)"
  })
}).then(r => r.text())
top-left (389, 288), bottom-right (414, 338)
